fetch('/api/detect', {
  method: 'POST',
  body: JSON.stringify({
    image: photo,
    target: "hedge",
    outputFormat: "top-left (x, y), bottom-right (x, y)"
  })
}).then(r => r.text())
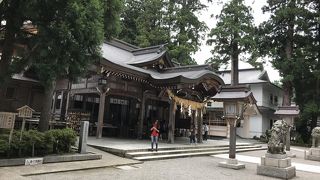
top-left (0, 128), bottom-right (77, 158)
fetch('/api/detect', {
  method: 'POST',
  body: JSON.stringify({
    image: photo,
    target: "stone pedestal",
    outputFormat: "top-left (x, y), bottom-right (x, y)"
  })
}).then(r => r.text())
top-left (305, 148), bottom-right (320, 161)
top-left (286, 151), bottom-right (296, 158)
top-left (218, 158), bottom-right (245, 170)
top-left (79, 121), bottom-right (89, 154)
top-left (257, 153), bottom-right (296, 179)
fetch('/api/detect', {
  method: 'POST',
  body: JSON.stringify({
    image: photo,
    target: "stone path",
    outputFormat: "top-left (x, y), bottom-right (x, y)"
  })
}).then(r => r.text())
top-left (213, 152), bottom-right (320, 174)
top-left (0, 146), bottom-right (141, 180)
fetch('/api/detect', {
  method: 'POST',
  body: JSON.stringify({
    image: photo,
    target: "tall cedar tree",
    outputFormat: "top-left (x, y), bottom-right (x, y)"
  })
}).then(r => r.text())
top-left (119, 0), bottom-right (142, 44)
top-left (168, 0), bottom-right (207, 65)
top-left (135, 0), bottom-right (169, 47)
top-left (104, 0), bottom-right (123, 40)
top-left (206, 0), bottom-right (259, 75)
top-left (119, 0), bottom-right (207, 65)
top-left (290, 0), bottom-right (320, 141)
top-left (0, 0), bottom-right (105, 131)
top-left (259, 0), bottom-right (306, 106)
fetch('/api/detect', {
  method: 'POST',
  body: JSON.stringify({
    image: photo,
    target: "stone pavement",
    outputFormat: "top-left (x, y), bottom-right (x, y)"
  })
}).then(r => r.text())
top-left (0, 146), bottom-right (141, 180)
top-left (213, 146), bottom-right (320, 174)
top-left (87, 136), bottom-right (257, 151)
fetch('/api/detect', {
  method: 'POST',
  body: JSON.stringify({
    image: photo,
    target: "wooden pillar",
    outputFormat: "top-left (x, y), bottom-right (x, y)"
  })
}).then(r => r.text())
top-left (64, 90), bottom-right (70, 119)
top-left (138, 92), bottom-right (146, 139)
top-left (197, 108), bottom-right (203, 143)
top-left (51, 91), bottom-right (57, 113)
top-left (96, 87), bottom-right (109, 139)
top-left (168, 100), bottom-right (176, 144)
top-left (59, 91), bottom-right (64, 112)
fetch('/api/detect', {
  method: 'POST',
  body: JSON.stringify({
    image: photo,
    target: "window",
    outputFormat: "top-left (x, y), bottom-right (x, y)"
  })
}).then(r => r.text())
top-left (274, 96), bottom-right (278, 105)
top-left (5, 87), bottom-right (15, 99)
top-left (269, 94), bottom-right (273, 104)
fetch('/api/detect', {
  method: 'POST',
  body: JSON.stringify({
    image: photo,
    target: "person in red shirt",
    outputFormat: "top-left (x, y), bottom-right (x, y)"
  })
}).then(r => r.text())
top-left (150, 120), bottom-right (160, 152)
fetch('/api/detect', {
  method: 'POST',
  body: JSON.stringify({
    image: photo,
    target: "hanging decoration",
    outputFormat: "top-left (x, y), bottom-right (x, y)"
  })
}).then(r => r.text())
top-left (167, 89), bottom-right (205, 110)
top-left (188, 105), bottom-right (192, 116)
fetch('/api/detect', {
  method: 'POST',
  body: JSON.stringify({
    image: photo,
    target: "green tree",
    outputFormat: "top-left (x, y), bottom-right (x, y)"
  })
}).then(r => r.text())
top-left (119, 0), bottom-right (207, 65)
top-left (33, 0), bottom-right (104, 131)
top-left (135, 0), bottom-right (169, 47)
top-left (259, 0), bottom-right (307, 106)
top-left (206, 0), bottom-right (258, 83)
top-left (0, 0), bottom-right (104, 131)
top-left (104, 0), bottom-right (123, 40)
top-left (168, 0), bottom-right (207, 65)
top-left (290, 0), bottom-right (320, 141)
top-left (118, 0), bottom-right (142, 44)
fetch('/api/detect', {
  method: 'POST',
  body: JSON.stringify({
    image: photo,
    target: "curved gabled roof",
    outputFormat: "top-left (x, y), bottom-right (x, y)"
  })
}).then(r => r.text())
top-left (100, 39), bottom-right (225, 97)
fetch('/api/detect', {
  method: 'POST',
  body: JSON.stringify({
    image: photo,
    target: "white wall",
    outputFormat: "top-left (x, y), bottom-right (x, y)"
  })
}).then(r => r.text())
top-left (262, 83), bottom-right (283, 109)
top-left (249, 84), bottom-right (263, 106)
top-left (248, 114), bottom-right (263, 138)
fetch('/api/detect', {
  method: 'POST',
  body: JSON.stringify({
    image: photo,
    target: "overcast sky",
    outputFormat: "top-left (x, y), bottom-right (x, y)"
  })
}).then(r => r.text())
top-left (193, 0), bottom-right (281, 82)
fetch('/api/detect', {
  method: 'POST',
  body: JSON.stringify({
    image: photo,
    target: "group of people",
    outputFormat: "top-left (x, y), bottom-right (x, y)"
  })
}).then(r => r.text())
top-left (150, 120), bottom-right (209, 151)
top-left (188, 124), bottom-right (209, 144)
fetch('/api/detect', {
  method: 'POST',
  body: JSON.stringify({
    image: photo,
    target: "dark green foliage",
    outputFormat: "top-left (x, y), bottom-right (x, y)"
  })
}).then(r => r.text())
top-left (206, 0), bottom-right (259, 69)
top-left (104, 0), bottom-right (123, 40)
top-left (260, 0), bottom-right (320, 142)
top-left (120, 0), bottom-right (207, 65)
top-left (0, 128), bottom-right (77, 158)
top-left (45, 128), bottom-right (77, 154)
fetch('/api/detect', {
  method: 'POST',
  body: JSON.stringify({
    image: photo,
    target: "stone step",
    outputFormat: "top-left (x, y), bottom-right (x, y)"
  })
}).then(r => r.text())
top-left (122, 143), bottom-right (255, 153)
top-left (126, 145), bottom-right (262, 158)
top-left (132, 147), bottom-right (267, 161)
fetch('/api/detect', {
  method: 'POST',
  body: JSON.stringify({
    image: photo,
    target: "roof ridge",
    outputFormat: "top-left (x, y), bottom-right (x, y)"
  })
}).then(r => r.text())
top-left (218, 67), bottom-right (262, 73)
top-left (164, 64), bottom-right (211, 71)
top-left (112, 39), bottom-right (140, 49)
top-left (132, 44), bottom-right (166, 52)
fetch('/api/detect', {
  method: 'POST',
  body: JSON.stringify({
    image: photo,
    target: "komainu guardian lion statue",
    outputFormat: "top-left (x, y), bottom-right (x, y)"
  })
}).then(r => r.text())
top-left (267, 120), bottom-right (289, 154)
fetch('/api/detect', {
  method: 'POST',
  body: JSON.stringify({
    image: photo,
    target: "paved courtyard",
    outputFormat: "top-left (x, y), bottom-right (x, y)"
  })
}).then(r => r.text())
top-left (28, 150), bottom-right (320, 180)
top-left (1, 138), bottom-right (319, 180)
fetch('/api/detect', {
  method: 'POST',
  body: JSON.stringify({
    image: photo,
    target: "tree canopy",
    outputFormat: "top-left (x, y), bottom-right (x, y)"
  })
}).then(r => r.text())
top-left (206, 0), bottom-right (259, 71)
top-left (119, 0), bottom-right (207, 65)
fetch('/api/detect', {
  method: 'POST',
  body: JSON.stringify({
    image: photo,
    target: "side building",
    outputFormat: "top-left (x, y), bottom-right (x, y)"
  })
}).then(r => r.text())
top-left (205, 68), bottom-right (283, 138)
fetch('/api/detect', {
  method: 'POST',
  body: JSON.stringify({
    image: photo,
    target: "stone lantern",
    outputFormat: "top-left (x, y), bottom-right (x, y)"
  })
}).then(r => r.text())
top-left (274, 106), bottom-right (299, 157)
top-left (212, 85), bottom-right (256, 169)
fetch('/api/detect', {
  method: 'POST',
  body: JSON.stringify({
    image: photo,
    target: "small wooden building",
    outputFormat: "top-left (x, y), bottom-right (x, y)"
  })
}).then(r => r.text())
top-left (53, 39), bottom-right (224, 142)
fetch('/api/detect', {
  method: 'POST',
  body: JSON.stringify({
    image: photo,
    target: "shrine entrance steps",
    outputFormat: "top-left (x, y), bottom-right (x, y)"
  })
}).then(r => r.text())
top-left (89, 141), bottom-right (266, 161)
top-left (125, 144), bottom-right (266, 161)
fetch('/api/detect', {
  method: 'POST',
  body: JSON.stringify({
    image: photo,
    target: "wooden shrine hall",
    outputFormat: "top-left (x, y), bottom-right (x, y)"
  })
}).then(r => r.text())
top-left (54, 39), bottom-right (224, 143)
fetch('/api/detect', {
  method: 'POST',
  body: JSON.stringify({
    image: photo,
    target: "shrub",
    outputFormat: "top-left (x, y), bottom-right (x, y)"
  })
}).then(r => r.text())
top-left (45, 128), bottom-right (77, 154)
top-left (0, 128), bottom-right (77, 158)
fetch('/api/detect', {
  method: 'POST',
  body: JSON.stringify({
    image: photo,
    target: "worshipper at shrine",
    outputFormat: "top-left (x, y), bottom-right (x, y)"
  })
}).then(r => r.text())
top-left (203, 124), bottom-right (209, 141)
top-left (150, 120), bottom-right (160, 151)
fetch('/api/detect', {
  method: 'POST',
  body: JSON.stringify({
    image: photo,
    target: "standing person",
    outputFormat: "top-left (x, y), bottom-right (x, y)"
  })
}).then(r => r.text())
top-left (150, 120), bottom-right (160, 152)
top-left (189, 129), bottom-right (196, 144)
top-left (203, 124), bottom-right (209, 141)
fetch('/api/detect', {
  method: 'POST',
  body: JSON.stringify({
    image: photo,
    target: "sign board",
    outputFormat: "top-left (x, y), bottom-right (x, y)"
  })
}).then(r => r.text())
top-left (0, 112), bottom-right (16, 129)
top-left (17, 105), bottom-right (34, 118)
top-left (110, 98), bottom-right (129, 105)
top-left (25, 158), bottom-right (43, 166)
